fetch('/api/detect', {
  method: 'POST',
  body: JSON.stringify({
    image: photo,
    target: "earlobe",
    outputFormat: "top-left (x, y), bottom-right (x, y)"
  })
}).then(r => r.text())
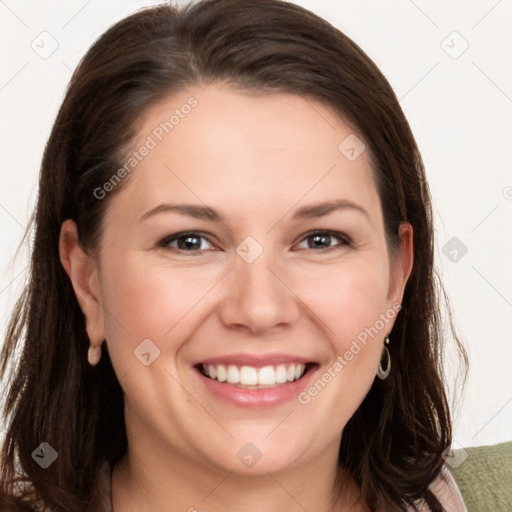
top-left (59, 219), bottom-right (105, 347)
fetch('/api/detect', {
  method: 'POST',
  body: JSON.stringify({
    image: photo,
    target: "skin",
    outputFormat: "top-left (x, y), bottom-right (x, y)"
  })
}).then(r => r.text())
top-left (60, 83), bottom-right (413, 512)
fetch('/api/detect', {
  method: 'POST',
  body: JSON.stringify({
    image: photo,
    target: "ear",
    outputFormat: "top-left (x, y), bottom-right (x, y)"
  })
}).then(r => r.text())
top-left (59, 219), bottom-right (105, 348)
top-left (387, 221), bottom-right (414, 308)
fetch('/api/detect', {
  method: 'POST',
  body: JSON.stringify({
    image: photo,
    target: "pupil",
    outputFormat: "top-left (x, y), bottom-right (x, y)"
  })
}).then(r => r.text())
top-left (311, 234), bottom-right (330, 248)
top-left (179, 236), bottom-right (201, 250)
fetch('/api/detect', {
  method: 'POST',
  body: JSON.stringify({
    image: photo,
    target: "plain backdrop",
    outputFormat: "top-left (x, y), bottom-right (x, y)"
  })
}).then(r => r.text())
top-left (1, 0), bottom-right (511, 449)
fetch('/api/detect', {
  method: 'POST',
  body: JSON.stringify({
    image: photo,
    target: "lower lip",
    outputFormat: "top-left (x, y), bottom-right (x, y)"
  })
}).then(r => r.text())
top-left (195, 367), bottom-right (317, 408)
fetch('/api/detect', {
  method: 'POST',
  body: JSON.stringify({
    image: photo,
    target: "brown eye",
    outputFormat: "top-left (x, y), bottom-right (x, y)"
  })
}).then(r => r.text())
top-left (308, 233), bottom-right (332, 249)
top-left (296, 230), bottom-right (351, 251)
top-left (159, 232), bottom-right (213, 252)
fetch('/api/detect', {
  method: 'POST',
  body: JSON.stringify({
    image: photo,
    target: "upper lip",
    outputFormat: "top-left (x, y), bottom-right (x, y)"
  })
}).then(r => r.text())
top-left (195, 353), bottom-right (315, 368)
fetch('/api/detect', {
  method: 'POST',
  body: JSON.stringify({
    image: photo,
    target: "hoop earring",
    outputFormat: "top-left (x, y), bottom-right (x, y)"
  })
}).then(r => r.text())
top-left (88, 345), bottom-right (102, 366)
top-left (377, 336), bottom-right (391, 380)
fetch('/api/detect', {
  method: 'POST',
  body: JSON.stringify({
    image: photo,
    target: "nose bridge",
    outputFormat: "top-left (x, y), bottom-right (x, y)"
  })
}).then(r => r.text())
top-left (219, 242), bottom-right (299, 333)
top-left (237, 250), bottom-right (279, 297)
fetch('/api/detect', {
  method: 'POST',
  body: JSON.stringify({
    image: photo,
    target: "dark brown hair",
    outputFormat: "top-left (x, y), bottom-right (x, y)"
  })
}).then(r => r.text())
top-left (1, 1), bottom-right (467, 510)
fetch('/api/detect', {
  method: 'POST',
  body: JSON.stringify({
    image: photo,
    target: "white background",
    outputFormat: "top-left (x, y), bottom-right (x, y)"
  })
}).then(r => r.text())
top-left (1, 0), bottom-right (511, 449)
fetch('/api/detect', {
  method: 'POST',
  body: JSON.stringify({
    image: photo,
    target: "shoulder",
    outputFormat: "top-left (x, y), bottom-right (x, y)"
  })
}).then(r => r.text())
top-left (428, 466), bottom-right (467, 511)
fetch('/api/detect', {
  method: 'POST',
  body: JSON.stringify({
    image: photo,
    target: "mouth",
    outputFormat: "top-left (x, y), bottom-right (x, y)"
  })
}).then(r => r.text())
top-left (196, 362), bottom-right (316, 389)
top-left (192, 354), bottom-right (319, 407)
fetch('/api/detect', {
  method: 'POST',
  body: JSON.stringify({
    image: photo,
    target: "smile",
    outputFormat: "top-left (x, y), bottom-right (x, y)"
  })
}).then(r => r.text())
top-left (199, 363), bottom-right (308, 388)
top-left (193, 355), bottom-right (318, 407)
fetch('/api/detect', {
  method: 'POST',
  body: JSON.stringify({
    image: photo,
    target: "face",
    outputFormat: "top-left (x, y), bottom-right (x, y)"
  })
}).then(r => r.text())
top-left (64, 83), bottom-right (412, 478)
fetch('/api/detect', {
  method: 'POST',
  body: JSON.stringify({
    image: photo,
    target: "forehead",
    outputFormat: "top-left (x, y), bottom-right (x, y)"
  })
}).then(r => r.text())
top-left (113, 82), bottom-right (380, 223)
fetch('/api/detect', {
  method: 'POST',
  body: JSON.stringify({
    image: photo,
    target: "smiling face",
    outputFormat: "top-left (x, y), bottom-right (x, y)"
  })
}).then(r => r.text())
top-left (65, 82), bottom-right (412, 480)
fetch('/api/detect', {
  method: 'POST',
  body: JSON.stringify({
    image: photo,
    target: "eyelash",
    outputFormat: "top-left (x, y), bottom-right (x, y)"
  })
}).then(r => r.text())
top-left (158, 230), bottom-right (352, 253)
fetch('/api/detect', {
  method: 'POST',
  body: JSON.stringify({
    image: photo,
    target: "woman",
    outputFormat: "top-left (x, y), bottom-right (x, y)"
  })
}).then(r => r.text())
top-left (0, 1), bottom-right (468, 510)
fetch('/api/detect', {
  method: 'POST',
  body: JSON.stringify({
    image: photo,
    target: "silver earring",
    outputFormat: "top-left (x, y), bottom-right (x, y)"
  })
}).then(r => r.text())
top-left (87, 345), bottom-right (102, 366)
top-left (377, 336), bottom-right (391, 380)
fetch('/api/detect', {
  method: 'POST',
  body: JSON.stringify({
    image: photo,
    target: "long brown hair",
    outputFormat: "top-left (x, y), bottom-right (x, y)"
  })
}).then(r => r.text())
top-left (1, 1), bottom-right (467, 510)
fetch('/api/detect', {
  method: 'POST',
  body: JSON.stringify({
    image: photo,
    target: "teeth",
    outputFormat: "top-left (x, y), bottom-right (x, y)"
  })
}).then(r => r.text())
top-left (258, 366), bottom-right (275, 385)
top-left (240, 366), bottom-right (258, 385)
top-left (216, 365), bottom-right (227, 382)
top-left (201, 363), bottom-right (307, 386)
top-left (227, 365), bottom-right (239, 383)
top-left (275, 364), bottom-right (287, 384)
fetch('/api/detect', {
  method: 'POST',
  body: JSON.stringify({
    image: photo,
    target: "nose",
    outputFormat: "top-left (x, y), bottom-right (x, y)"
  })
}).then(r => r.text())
top-left (218, 250), bottom-right (301, 335)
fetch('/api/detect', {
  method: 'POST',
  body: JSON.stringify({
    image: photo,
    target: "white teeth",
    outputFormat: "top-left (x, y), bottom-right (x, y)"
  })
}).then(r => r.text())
top-left (227, 365), bottom-right (240, 383)
top-left (258, 366), bottom-right (275, 385)
top-left (216, 365), bottom-right (227, 382)
top-left (201, 363), bottom-right (307, 386)
top-left (240, 366), bottom-right (258, 385)
top-left (275, 364), bottom-right (287, 384)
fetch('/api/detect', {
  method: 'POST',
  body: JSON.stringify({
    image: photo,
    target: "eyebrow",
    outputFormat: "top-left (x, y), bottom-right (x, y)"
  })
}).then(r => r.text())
top-left (291, 199), bottom-right (369, 221)
top-left (138, 199), bottom-right (369, 223)
top-left (139, 203), bottom-right (222, 223)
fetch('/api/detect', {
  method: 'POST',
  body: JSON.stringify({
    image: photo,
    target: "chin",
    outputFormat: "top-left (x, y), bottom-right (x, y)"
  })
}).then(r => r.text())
top-left (197, 435), bottom-right (313, 476)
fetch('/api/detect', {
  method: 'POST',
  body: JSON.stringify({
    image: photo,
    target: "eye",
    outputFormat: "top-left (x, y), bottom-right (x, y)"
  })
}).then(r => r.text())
top-left (295, 230), bottom-right (351, 251)
top-left (159, 231), bottom-right (215, 252)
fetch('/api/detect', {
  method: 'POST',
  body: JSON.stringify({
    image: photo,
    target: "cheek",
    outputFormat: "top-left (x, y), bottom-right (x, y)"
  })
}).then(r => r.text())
top-left (291, 262), bottom-right (389, 431)
top-left (291, 256), bottom-right (390, 343)
top-left (291, 257), bottom-right (390, 409)
top-left (97, 254), bottom-right (221, 361)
